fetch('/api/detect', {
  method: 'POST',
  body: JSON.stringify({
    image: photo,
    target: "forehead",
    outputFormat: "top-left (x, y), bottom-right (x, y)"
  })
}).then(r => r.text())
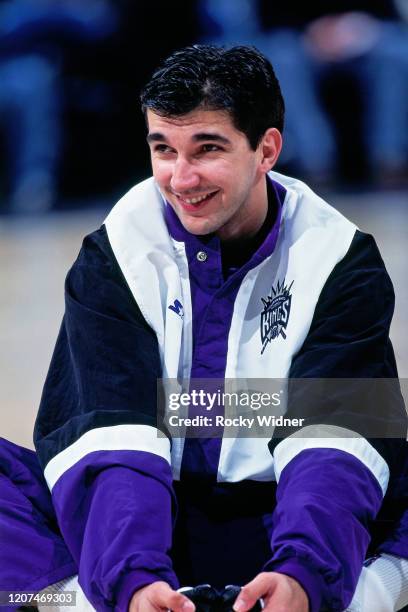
top-left (146, 108), bottom-right (242, 141)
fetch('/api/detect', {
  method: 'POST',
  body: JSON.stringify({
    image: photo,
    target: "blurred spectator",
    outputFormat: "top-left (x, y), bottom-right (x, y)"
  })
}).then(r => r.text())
top-left (197, 0), bottom-right (261, 45)
top-left (0, 0), bottom-right (118, 213)
top-left (198, 0), bottom-right (408, 188)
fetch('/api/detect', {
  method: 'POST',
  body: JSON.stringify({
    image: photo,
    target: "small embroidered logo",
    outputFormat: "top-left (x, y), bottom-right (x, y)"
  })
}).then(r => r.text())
top-left (260, 279), bottom-right (294, 353)
top-left (168, 299), bottom-right (184, 319)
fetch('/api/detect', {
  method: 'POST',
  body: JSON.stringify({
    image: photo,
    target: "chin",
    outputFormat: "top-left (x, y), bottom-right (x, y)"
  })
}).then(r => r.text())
top-left (181, 221), bottom-right (213, 236)
top-left (179, 215), bottom-right (217, 236)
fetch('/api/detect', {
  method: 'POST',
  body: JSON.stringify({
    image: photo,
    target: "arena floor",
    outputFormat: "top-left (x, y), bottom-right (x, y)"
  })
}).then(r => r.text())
top-left (1, 190), bottom-right (407, 449)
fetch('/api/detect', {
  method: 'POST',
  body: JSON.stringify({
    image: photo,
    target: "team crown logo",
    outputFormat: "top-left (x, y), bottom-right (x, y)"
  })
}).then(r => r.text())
top-left (260, 279), bottom-right (294, 353)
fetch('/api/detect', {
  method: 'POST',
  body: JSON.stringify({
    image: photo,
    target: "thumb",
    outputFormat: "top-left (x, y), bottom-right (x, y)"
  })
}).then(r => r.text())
top-left (233, 573), bottom-right (273, 611)
top-left (174, 593), bottom-right (196, 612)
top-left (159, 585), bottom-right (195, 612)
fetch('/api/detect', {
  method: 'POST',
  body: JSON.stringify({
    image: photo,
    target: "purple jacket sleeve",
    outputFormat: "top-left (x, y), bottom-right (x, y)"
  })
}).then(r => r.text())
top-left (264, 448), bottom-right (385, 611)
top-left (266, 232), bottom-right (407, 610)
top-left (34, 226), bottom-right (178, 611)
top-left (51, 451), bottom-right (179, 611)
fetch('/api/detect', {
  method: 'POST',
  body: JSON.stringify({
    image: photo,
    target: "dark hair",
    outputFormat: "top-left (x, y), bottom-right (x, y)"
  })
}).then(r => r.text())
top-left (140, 44), bottom-right (285, 150)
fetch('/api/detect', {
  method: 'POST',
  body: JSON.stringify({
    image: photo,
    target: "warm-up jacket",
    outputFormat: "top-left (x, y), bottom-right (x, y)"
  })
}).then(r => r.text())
top-left (34, 171), bottom-right (407, 611)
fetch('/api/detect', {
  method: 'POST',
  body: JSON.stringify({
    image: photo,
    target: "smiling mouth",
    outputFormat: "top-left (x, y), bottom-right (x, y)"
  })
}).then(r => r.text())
top-left (175, 190), bottom-right (219, 209)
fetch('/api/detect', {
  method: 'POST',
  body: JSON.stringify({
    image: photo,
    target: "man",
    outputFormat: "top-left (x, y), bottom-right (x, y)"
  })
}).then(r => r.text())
top-left (1, 45), bottom-right (408, 611)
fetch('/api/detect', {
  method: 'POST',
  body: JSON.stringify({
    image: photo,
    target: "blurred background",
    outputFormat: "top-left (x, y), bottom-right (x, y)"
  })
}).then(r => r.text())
top-left (0, 0), bottom-right (407, 448)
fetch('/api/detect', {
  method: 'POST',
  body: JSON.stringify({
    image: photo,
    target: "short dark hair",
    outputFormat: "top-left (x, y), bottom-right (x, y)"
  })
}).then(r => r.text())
top-left (140, 44), bottom-right (285, 150)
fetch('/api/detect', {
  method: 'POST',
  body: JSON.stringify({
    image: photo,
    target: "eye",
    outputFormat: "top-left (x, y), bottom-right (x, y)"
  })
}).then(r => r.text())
top-left (154, 144), bottom-right (174, 154)
top-left (201, 144), bottom-right (222, 153)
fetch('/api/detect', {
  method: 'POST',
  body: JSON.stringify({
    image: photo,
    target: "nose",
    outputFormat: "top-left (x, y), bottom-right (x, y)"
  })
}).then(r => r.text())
top-left (170, 157), bottom-right (200, 193)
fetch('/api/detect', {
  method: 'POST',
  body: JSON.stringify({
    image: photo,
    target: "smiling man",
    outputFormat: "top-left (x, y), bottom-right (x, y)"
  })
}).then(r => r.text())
top-left (146, 107), bottom-right (281, 241)
top-left (2, 45), bottom-right (408, 612)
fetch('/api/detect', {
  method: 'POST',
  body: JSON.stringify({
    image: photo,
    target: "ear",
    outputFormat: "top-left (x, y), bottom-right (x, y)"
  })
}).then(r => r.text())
top-left (258, 128), bottom-right (282, 173)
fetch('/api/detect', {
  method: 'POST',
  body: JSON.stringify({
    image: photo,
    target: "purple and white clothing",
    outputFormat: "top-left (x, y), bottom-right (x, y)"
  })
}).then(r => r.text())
top-left (2, 172), bottom-right (407, 611)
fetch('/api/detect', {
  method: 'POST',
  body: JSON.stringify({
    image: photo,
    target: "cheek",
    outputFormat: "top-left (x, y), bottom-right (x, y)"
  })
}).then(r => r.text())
top-left (151, 160), bottom-right (171, 188)
top-left (205, 164), bottom-right (238, 195)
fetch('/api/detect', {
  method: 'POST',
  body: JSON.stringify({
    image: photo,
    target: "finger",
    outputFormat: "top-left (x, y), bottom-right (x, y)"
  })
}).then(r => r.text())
top-left (167, 593), bottom-right (196, 612)
top-left (129, 593), bottom-right (157, 612)
top-left (261, 577), bottom-right (309, 612)
top-left (233, 573), bottom-right (275, 611)
top-left (131, 599), bottom-right (157, 612)
top-left (148, 583), bottom-right (195, 612)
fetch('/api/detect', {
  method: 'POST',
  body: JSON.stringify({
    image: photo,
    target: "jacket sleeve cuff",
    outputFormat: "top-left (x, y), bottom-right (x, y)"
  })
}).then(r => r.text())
top-left (116, 569), bottom-right (179, 612)
top-left (263, 557), bottom-right (325, 612)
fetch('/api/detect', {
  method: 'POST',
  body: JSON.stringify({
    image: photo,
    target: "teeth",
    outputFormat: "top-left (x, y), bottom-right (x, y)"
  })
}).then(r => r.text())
top-left (183, 192), bottom-right (213, 204)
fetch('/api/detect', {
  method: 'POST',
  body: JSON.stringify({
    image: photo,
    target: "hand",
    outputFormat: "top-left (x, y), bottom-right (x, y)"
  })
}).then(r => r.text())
top-left (232, 572), bottom-right (309, 612)
top-left (129, 581), bottom-right (195, 612)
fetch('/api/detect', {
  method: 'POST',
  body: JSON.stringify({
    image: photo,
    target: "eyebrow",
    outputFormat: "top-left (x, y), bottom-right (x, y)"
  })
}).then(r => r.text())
top-left (193, 132), bottom-right (231, 145)
top-left (146, 132), bottom-right (231, 145)
top-left (146, 132), bottom-right (167, 143)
